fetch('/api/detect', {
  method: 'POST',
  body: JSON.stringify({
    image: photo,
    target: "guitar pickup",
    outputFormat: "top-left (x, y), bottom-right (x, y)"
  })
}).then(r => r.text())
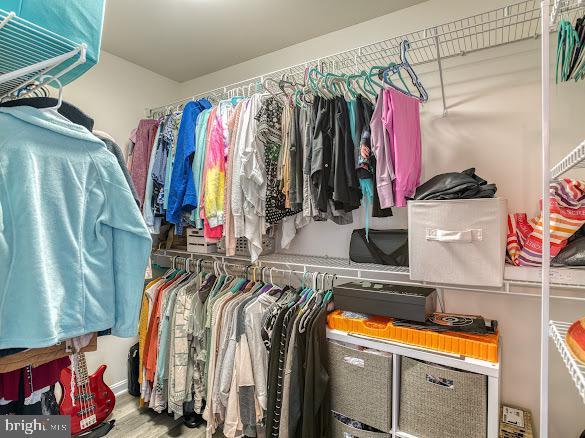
top-left (74, 393), bottom-right (95, 401)
top-left (76, 406), bottom-right (97, 416)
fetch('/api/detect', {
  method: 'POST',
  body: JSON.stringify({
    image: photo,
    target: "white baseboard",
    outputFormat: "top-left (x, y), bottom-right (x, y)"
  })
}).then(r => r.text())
top-left (110, 379), bottom-right (128, 396)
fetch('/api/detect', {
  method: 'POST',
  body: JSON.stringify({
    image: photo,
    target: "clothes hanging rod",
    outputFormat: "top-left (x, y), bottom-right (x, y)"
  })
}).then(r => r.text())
top-left (152, 251), bottom-right (585, 301)
top-left (146, 0), bottom-right (585, 118)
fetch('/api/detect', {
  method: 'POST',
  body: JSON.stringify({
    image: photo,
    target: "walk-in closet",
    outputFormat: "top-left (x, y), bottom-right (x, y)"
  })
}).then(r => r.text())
top-left (1, 1), bottom-right (585, 437)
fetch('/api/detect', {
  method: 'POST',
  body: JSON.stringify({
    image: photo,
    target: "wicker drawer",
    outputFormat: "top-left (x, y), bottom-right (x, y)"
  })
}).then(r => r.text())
top-left (327, 341), bottom-right (392, 433)
top-left (399, 357), bottom-right (487, 438)
top-left (329, 415), bottom-right (391, 438)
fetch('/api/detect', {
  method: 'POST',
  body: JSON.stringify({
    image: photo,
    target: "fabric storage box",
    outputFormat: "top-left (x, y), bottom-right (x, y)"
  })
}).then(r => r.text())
top-left (408, 198), bottom-right (507, 286)
top-left (3, 0), bottom-right (105, 85)
top-left (327, 341), bottom-right (392, 433)
top-left (329, 413), bottom-right (391, 438)
top-left (334, 281), bottom-right (436, 322)
top-left (399, 357), bottom-right (487, 438)
top-left (187, 242), bottom-right (217, 254)
top-left (186, 228), bottom-right (206, 244)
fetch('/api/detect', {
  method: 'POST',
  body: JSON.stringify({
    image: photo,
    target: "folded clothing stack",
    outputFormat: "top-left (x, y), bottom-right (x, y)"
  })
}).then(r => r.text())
top-left (412, 168), bottom-right (497, 200)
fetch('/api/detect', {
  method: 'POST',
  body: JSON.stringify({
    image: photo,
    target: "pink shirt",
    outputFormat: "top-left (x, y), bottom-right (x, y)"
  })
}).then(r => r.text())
top-left (370, 91), bottom-right (394, 208)
top-left (382, 88), bottom-right (421, 207)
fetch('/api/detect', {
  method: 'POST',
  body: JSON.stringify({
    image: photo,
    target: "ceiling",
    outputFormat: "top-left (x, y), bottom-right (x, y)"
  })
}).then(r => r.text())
top-left (102, 0), bottom-right (427, 82)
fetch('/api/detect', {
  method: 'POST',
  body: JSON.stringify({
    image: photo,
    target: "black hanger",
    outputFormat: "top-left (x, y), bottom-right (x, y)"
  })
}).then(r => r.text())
top-left (0, 97), bottom-right (94, 131)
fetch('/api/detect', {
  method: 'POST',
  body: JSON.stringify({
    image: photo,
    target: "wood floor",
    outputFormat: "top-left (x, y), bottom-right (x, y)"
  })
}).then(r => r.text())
top-left (107, 392), bottom-right (206, 438)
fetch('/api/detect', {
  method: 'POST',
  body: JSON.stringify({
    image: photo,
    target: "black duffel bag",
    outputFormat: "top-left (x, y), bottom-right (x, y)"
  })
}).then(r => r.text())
top-left (349, 229), bottom-right (409, 266)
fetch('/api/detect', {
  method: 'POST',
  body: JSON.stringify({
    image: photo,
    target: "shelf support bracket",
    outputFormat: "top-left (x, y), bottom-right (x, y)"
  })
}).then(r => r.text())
top-left (433, 30), bottom-right (448, 117)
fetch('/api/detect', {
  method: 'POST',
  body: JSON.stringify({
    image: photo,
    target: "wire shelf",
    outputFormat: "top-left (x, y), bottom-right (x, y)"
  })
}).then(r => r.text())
top-left (0, 8), bottom-right (86, 102)
top-left (549, 320), bottom-right (585, 404)
top-left (551, 140), bottom-right (585, 178)
top-left (151, 249), bottom-right (585, 298)
top-left (148, 0), bottom-right (585, 118)
top-left (551, 0), bottom-right (585, 25)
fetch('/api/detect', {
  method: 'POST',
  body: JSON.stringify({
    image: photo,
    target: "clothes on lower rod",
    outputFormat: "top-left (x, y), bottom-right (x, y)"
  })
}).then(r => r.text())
top-left (138, 268), bottom-right (331, 438)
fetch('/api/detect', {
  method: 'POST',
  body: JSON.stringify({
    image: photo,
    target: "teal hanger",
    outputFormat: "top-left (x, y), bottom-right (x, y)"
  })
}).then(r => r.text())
top-left (230, 277), bottom-right (246, 293)
top-left (324, 72), bottom-right (346, 96)
top-left (367, 65), bottom-right (387, 90)
top-left (308, 67), bottom-right (326, 97)
top-left (323, 273), bottom-right (335, 303)
top-left (356, 70), bottom-right (378, 98)
top-left (556, 20), bottom-right (580, 83)
top-left (382, 62), bottom-right (412, 94)
top-left (345, 74), bottom-right (359, 98)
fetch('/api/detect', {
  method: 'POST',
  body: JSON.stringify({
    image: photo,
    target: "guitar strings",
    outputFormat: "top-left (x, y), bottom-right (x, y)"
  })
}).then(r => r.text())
top-left (82, 357), bottom-right (96, 420)
top-left (80, 356), bottom-right (93, 422)
top-left (82, 356), bottom-right (97, 422)
top-left (75, 353), bottom-right (89, 424)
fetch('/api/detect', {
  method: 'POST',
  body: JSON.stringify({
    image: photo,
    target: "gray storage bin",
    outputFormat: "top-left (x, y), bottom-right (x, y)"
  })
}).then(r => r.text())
top-left (330, 414), bottom-right (391, 438)
top-left (327, 341), bottom-right (392, 433)
top-left (399, 357), bottom-right (487, 438)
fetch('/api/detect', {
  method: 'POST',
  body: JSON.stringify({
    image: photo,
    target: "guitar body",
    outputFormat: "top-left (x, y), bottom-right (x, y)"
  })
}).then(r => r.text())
top-left (58, 359), bottom-right (115, 436)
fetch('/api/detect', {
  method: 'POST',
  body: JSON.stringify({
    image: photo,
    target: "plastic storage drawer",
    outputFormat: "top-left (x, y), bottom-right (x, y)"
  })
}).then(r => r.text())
top-left (408, 198), bottom-right (507, 286)
top-left (327, 341), bottom-right (392, 433)
top-left (399, 357), bottom-right (487, 438)
top-left (329, 414), bottom-right (391, 438)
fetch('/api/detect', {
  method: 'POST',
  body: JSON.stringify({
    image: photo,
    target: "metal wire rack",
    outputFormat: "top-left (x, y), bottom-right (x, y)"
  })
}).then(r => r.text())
top-left (551, 140), bottom-right (585, 178)
top-left (0, 8), bottom-right (86, 102)
top-left (150, 249), bottom-right (585, 300)
top-left (148, 0), bottom-right (585, 118)
top-left (549, 320), bottom-right (585, 404)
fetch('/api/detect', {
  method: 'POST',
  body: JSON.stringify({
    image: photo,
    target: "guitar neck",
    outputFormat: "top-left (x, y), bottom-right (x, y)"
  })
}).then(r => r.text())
top-left (75, 353), bottom-right (90, 387)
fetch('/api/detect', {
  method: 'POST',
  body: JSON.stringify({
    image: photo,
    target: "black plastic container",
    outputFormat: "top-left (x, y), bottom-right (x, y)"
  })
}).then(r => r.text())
top-left (334, 282), bottom-right (437, 322)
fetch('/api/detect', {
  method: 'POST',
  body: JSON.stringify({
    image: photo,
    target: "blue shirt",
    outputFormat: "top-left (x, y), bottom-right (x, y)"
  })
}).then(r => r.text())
top-left (0, 106), bottom-right (152, 348)
top-left (166, 99), bottom-right (212, 225)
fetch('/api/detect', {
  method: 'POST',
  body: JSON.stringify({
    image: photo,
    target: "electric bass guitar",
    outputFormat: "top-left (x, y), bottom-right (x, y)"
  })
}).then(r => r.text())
top-left (58, 352), bottom-right (116, 436)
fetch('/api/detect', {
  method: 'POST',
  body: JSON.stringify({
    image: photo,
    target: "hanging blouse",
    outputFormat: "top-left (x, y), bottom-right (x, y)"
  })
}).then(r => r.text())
top-left (256, 98), bottom-right (301, 225)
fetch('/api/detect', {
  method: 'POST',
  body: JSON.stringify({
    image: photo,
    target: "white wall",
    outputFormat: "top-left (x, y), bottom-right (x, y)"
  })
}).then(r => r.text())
top-left (173, 1), bottom-right (585, 437)
top-left (59, 51), bottom-right (180, 388)
top-left (64, 50), bottom-right (180, 147)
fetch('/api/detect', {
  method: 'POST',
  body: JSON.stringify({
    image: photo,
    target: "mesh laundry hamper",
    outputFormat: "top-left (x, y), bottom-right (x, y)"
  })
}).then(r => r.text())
top-left (399, 357), bottom-right (487, 438)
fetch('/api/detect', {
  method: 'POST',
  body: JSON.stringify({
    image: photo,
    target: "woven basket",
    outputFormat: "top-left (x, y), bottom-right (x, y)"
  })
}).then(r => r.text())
top-left (399, 357), bottom-right (487, 438)
top-left (216, 234), bottom-right (275, 256)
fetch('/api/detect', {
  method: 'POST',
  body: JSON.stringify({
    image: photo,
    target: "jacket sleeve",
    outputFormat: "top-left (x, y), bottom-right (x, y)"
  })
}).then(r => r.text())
top-left (103, 172), bottom-right (152, 337)
top-left (166, 105), bottom-right (197, 224)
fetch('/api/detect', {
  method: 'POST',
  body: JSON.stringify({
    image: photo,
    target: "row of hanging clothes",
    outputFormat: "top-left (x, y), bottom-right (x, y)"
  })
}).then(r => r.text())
top-left (556, 11), bottom-right (585, 82)
top-left (138, 258), bottom-right (334, 438)
top-left (127, 40), bottom-right (428, 260)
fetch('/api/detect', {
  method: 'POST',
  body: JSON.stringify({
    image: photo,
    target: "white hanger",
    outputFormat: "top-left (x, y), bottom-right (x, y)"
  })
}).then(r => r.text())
top-left (38, 75), bottom-right (63, 111)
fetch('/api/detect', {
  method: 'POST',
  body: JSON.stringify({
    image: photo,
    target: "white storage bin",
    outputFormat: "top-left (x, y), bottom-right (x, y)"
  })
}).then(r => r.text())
top-left (408, 198), bottom-right (507, 287)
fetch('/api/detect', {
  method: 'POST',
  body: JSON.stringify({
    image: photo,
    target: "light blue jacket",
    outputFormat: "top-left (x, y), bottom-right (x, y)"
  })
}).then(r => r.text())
top-left (0, 106), bottom-right (152, 349)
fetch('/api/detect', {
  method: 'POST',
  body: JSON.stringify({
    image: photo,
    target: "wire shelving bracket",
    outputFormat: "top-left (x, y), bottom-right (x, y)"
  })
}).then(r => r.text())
top-left (549, 321), bottom-right (585, 404)
top-left (0, 8), bottom-right (87, 102)
top-left (551, 140), bottom-right (585, 178)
